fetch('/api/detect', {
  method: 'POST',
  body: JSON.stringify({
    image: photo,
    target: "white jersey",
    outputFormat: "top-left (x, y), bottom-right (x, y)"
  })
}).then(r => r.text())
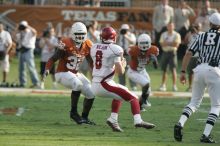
top-left (16, 29), bottom-right (36, 49)
top-left (90, 43), bottom-right (123, 82)
top-left (40, 36), bottom-right (58, 62)
top-left (0, 30), bottom-right (12, 51)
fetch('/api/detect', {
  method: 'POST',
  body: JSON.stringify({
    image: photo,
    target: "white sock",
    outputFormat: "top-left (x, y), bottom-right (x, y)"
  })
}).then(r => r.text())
top-left (133, 114), bottom-right (142, 124)
top-left (203, 124), bottom-right (213, 136)
top-left (109, 112), bottom-right (118, 122)
top-left (178, 115), bottom-right (188, 127)
top-left (53, 82), bottom-right (57, 88)
top-left (40, 82), bottom-right (44, 89)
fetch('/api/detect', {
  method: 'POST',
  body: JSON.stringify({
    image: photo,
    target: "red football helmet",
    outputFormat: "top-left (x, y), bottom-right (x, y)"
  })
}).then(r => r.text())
top-left (100, 27), bottom-right (117, 43)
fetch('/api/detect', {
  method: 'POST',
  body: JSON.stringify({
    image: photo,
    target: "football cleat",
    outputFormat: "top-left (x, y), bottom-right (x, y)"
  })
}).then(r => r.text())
top-left (106, 119), bottom-right (123, 132)
top-left (142, 100), bottom-right (152, 108)
top-left (81, 117), bottom-right (96, 125)
top-left (135, 121), bottom-right (155, 129)
top-left (140, 107), bottom-right (146, 112)
top-left (200, 134), bottom-right (216, 143)
top-left (70, 112), bottom-right (83, 124)
top-left (174, 123), bottom-right (183, 142)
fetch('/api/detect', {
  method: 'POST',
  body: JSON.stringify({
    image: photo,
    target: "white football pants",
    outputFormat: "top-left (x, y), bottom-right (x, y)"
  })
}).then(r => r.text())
top-left (55, 71), bottom-right (94, 99)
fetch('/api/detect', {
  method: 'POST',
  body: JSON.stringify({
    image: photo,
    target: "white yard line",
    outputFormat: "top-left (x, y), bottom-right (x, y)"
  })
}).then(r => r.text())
top-left (0, 87), bottom-right (210, 98)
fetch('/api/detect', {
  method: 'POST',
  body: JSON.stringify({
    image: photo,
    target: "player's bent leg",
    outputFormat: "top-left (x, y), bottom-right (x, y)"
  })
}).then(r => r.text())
top-left (55, 72), bottom-right (85, 124)
top-left (55, 72), bottom-right (83, 91)
top-left (200, 106), bottom-right (220, 143)
top-left (140, 83), bottom-right (151, 111)
top-left (79, 74), bottom-right (96, 125)
top-left (101, 81), bottom-right (155, 130)
top-left (174, 84), bottom-right (203, 142)
top-left (106, 99), bottom-right (123, 132)
top-left (70, 91), bottom-right (83, 124)
top-left (81, 98), bottom-right (96, 125)
top-left (127, 68), bottom-right (151, 110)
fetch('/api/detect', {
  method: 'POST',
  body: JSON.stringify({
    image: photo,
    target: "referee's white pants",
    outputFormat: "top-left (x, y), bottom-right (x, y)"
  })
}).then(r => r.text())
top-left (187, 64), bottom-right (220, 113)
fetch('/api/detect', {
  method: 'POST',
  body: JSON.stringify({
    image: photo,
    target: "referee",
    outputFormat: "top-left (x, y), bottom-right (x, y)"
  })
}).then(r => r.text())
top-left (174, 12), bottom-right (220, 143)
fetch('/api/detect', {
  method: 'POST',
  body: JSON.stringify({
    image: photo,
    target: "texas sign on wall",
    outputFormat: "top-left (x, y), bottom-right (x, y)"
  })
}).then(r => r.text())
top-left (0, 5), bottom-right (153, 36)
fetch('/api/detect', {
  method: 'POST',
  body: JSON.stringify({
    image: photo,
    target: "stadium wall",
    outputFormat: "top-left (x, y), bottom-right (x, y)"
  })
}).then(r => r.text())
top-left (0, 5), bottom-right (154, 36)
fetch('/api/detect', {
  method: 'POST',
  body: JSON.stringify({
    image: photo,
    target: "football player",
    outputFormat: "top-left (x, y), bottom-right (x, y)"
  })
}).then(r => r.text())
top-left (126, 34), bottom-right (159, 111)
top-left (44, 22), bottom-right (95, 125)
top-left (90, 27), bottom-right (155, 132)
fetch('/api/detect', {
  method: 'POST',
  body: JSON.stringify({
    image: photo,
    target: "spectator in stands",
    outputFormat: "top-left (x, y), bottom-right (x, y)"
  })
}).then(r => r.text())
top-left (69, 0), bottom-right (94, 6)
top-left (159, 22), bottom-right (181, 92)
top-left (205, 0), bottom-right (218, 14)
top-left (87, 21), bottom-right (100, 43)
top-left (0, 22), bottom-right (12, 86)
top-left (195, 6), bottom-right (210, 32)
top-left (11, 0), bottom-right (19, 4)
top-left (23, 0), bottom-right (34, 4)
top-left (174, 0), bottom-right (195, 59)
top-left (93, 0), bottom-right (100, 7)
top-left (117, 24), bottom-right (137, 90)
top-left (80, 20), bottom-right (100, 78)
top-left (15, 20), bottom-right (40, 88)
top-left (39, 27), bottom-right (58, 89)
top-left (152, 0), bottom-right (174, 52)
top-left (184, 23), bottom-right (202, 92)
top-left (174, 0), bottom-right (195, 41)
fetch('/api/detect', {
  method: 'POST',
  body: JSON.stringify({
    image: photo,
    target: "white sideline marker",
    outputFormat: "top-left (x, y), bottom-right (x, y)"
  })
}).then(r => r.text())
top-left (0, 87), bottom-right (210, 98)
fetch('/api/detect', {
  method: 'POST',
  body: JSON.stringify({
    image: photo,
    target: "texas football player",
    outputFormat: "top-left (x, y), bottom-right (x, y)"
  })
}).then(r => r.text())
top-left (127, 33), bottom-right (159, 111)
top-left (44, 22), bottom-right (95, 125)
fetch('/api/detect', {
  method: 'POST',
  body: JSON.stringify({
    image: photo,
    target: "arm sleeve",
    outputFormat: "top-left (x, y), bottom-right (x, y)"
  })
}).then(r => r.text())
top-left (188, 34), bottom-right (200, 55)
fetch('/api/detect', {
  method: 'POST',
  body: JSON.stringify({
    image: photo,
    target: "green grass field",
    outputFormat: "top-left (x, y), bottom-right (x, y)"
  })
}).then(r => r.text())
top-left (0, 94), bottom-right (219, 146)
top-left (0, 56), bottom-right (219, 146)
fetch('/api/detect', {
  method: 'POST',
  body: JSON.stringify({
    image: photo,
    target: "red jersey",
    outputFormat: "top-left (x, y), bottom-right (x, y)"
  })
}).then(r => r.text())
top-left (46, 37), bottom-right (93, 74)
top-left (128, 45), bottom-right (159, 71)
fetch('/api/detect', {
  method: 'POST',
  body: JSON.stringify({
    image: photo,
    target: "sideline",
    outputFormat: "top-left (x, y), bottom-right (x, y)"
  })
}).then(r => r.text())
top-left (0, 87), bottom-right (210, 98)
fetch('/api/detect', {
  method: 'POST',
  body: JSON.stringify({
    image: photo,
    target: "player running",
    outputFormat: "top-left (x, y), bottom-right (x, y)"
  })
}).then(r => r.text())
top-left (44, 22), bottom-right (95, 125)
top-left (126, 34), bottom-right (159, 111)
top-left (90, 27), bottom-right (155, 132)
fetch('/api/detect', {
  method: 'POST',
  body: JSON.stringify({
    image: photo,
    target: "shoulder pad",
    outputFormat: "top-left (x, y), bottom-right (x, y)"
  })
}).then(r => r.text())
top-left (58, 37), bottom-right (70, 50)
top-left (128, 46), bottom-right (139, 56)
top-left (148, 45), bottom-right (159, 56)
top-left (84, 39), bottom-right (93, 48)
top-left (109, 44), bottom-right (123, 56)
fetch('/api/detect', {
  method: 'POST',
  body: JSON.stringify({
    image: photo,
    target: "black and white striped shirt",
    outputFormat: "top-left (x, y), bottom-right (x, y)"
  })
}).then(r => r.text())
top-left (189, 29), bottom-right (220, 64)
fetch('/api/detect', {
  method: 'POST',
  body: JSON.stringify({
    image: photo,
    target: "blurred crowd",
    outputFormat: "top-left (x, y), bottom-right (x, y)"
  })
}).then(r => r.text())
top-left (3, 0), bottom-right (101, 6)
top-left (0, 0), bottom-right (218, 92)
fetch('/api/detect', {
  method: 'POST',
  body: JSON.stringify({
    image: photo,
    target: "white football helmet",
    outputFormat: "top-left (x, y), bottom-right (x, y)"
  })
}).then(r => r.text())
top-left (137, 34), bottom-right (151, 51)
top-left (71, 22), bottom-right (87, 44)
